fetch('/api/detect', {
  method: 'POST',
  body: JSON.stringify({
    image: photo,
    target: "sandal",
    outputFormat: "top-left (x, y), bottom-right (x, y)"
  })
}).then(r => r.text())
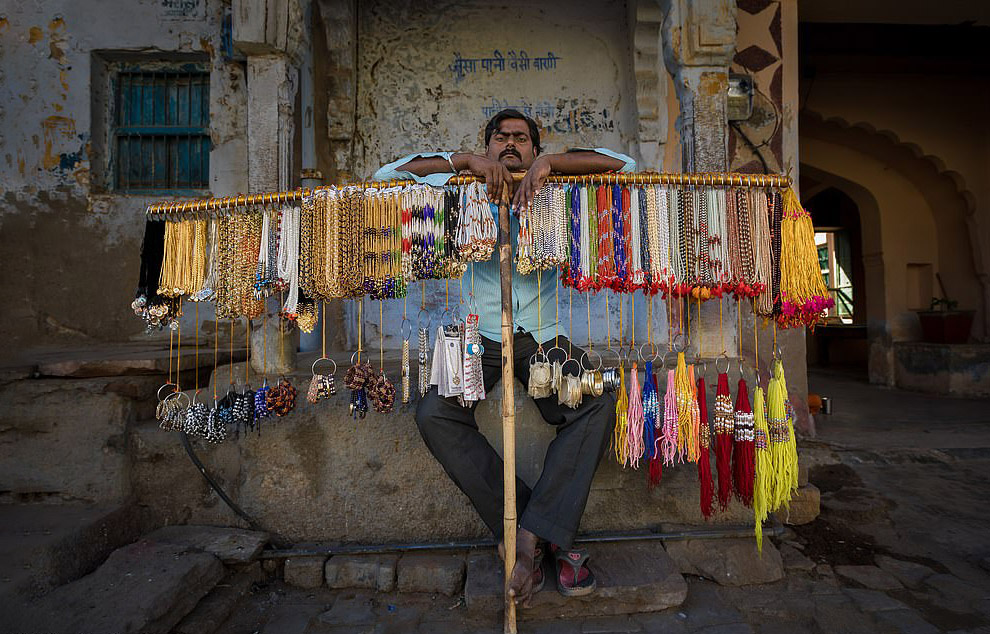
top-left (551, 545), bottom-right (596, 597)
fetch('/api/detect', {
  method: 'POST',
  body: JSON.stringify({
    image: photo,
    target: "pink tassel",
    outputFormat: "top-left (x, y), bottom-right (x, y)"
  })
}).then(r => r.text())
top-left (625, 362), bottom-right (645, 469)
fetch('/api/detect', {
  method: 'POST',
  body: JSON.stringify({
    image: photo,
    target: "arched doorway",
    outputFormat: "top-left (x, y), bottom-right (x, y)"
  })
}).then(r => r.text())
top-left (800, 112), bottom-right (985, 386)
top-left (802, 186), bottom-right (868, 375)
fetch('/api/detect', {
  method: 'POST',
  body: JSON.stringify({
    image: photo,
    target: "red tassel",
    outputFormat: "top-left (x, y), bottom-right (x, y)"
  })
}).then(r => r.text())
top-left (732, 378), bottom-right (755, 508)
top-left (648, 454), bottom-right (663, 488)
top-left (697, 376), bottom-right (714, 519)
top-left (647, 371), bottom-right (663, 489)
top-left (714, 372), bottom-right (734, 510)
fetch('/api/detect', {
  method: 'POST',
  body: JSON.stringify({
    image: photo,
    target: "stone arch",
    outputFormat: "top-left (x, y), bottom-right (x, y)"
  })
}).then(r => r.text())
top-left (802, 111), bottom-right (986, 337)
top-left (799, 163), bottom-right (890, 382)
top-left (800, 110), bottom-right (986, 382)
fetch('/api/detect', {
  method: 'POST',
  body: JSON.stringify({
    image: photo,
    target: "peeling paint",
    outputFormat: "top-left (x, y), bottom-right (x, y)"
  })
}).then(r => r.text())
top-left (48, 16), bottom-right (67, 65)
top-left (41, 115), bottom-right (75, 170)
top-left (28, 26), bottom-right (43, 44)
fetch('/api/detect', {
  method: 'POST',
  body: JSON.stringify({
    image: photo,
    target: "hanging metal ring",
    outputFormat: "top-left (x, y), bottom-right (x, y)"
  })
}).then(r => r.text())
top-left (671, 332), bottom-right (687, 353)
top-left (157, 382), bottom-right (177, 402)
top-left (312, 357), bottom-right (337, 376)
top-left (561, 357), bottom-right (582, 376)
top-left (529, 350), bottom-right (549, 365)
top-left (438, 308), bottom-right (453, 327)
top-left (715, 354), bottom-right (731, 375)
top-left (417, 308), bottom-right (431, 331)
top-left (580, 349), bottom-right (603, 372)
top-left (173, 390), bottom-right (191, 410)
top-left (545, 345), bottom-right (568, 365)
top-left (659, 350), bottom-right (672, 370)
top-left (400, 318), bottom-right (413, 341)
top-left (603, 346), bottom-right (622, 369)
top-left (639, 341), bottom-right (660, 363)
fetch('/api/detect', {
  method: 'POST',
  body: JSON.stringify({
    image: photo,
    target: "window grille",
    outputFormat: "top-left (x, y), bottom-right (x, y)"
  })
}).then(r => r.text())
top-left (112, 67), bottom-right (210, 192)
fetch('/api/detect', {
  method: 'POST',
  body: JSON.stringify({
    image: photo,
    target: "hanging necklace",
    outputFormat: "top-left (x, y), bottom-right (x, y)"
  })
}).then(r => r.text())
top-left (400, 294), bottom-right (411, 404)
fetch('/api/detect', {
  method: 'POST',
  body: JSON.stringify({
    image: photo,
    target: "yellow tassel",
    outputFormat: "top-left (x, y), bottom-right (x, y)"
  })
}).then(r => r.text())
top-left (777, 360), bottom-right (800, 494)
top-left (614, 364), bottom-right (629, 465)
top-left (767, 359), bottom-right (799, 511)
top-left (752, 385), bottom-right (772, 553)
top-left (687, 364), bottom-right (700, 462)
top-left (780, 187), bottom-right (829, 305)
top-left (675, 352), bottom-right (694, 462)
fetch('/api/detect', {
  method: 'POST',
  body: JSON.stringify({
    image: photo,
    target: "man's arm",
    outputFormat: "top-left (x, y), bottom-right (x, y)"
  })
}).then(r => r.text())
top-left (375, 152), bottom-right (514, 202)
top-left (512, 149), bottom-right (636, 212)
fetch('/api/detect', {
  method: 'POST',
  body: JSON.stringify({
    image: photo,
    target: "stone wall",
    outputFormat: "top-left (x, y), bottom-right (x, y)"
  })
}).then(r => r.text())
top-left (0, 0), bottom-right (247, 358)
top-left (129, 362), bottom-right (755, 542)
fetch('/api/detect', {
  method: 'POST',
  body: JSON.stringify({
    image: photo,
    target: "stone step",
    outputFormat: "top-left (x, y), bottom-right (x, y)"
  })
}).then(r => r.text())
top-left (173, 567), bottom-right (267, 634)
top-left (9, 538), bottom-right (225, 634)
top-left (0, 503), bottom-right (146, 604)
top-left (464, 541), bottom-right (688, 620)
top-left (143, 524), bottom-right (270, 565)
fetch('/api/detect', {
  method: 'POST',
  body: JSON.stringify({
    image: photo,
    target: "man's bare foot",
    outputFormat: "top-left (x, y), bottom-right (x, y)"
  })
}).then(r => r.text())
top-left (507, 527), bottom-right (539, 607)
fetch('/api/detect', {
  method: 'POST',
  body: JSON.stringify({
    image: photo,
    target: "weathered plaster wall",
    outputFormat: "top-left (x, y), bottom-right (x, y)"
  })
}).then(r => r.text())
top-left (0, 0), bottom-right (246, 357)
top-left (352, 0), bottom-right (639, 178)
top-left (729, 0), bottom-right (784, 174)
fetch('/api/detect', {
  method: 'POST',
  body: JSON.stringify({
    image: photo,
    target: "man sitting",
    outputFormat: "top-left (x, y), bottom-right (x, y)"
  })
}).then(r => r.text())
top-left (374, 109), bottom-right (635, 605)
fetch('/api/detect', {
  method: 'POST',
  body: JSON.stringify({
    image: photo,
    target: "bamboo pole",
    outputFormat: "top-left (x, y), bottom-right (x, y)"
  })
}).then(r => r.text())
top-left (144, 172), bottom-right (791, 217)
top-left (497, 191), bottom-right (517, 634)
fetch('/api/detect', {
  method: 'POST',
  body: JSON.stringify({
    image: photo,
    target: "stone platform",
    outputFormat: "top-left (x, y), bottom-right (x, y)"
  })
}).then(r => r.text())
top-left (893, 342), bottom-right (990, 397)
top-left (0, 344), bottom-right (766, 545)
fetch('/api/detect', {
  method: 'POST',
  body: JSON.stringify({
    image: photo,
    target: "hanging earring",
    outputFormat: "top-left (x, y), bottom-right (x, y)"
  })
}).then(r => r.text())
top-left (401, 318), bottom-right (412, 404)
top-left (185, 391), bottom-right (210, 437)
top-left (308, 358), bottom-right (337, 404)
top-left (233, 386), bottom-right (255, 436)
top-left (344, 352), bottom-right (373, 419)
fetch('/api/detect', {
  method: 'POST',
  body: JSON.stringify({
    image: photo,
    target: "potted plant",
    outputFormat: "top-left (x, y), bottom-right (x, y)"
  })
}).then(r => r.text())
top-left (915, 297), bottom-right (975, 344)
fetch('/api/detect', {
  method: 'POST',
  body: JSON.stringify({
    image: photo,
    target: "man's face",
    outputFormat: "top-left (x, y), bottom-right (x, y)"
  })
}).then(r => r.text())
top-left (486, 118), bottom-right (536, 172)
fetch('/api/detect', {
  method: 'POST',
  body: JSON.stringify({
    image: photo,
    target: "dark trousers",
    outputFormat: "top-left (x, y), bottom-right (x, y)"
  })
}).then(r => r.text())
top-left (415, 330), bottom-right (615, 549)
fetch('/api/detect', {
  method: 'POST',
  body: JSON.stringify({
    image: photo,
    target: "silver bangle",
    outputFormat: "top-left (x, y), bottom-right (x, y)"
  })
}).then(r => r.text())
top-left (446, 153), bottom-right (458, 174)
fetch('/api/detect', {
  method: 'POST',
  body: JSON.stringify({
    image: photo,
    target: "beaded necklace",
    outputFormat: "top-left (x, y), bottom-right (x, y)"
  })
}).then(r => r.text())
top-left (277, 205), bottom-right (301, 315)
top-left (769, 189), bottom-right (783, 314)
top-left (580, 185), bottom-right (591, 284)
top-left (568, 184), bottom-right (581, 285)
top-left (725, 188), bottom-right (741, 285)
top-left (629, 186), bottom-right (642, 286)
top-left (735, 188), bottom-right (755, 288)
top-left (611, 184), bottom-right (626, 289)
top-left (697, 187), bottom-right (712, 287)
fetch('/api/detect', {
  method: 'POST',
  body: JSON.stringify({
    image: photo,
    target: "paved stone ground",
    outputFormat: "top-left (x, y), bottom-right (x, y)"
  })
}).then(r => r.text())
top-left (201, 370), bottom-right (990, 633)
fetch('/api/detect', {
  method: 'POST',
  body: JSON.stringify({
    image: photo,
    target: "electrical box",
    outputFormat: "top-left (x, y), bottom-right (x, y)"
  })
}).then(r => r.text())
top-left (727, 73), bottom-right (754, 121)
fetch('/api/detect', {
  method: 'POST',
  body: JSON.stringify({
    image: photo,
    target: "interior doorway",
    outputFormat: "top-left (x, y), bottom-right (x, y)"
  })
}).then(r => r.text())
top-left (803, 186), bottom-right (868, 375)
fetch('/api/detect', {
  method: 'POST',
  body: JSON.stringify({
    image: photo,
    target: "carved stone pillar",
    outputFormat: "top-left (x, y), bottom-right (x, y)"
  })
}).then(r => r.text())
top-left (660, 0), bottom-right (736, 172)
top-left (247, 56), bottom-right (298, 193)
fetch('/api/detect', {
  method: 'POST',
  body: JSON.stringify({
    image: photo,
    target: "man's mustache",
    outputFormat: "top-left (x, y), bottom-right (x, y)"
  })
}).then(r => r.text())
top-left (500, 149), bottom-right (521, 160)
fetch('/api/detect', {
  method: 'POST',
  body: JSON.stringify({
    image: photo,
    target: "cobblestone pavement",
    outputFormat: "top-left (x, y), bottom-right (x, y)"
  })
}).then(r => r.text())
top-left (214, 370), bottom-right (990, 633)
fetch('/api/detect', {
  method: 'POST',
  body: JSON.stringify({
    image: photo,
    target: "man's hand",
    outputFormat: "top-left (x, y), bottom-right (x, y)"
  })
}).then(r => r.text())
top-left (461, 154), bottom-right (515, 204)
top-left (512, 155), bottom-right (552, 214)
